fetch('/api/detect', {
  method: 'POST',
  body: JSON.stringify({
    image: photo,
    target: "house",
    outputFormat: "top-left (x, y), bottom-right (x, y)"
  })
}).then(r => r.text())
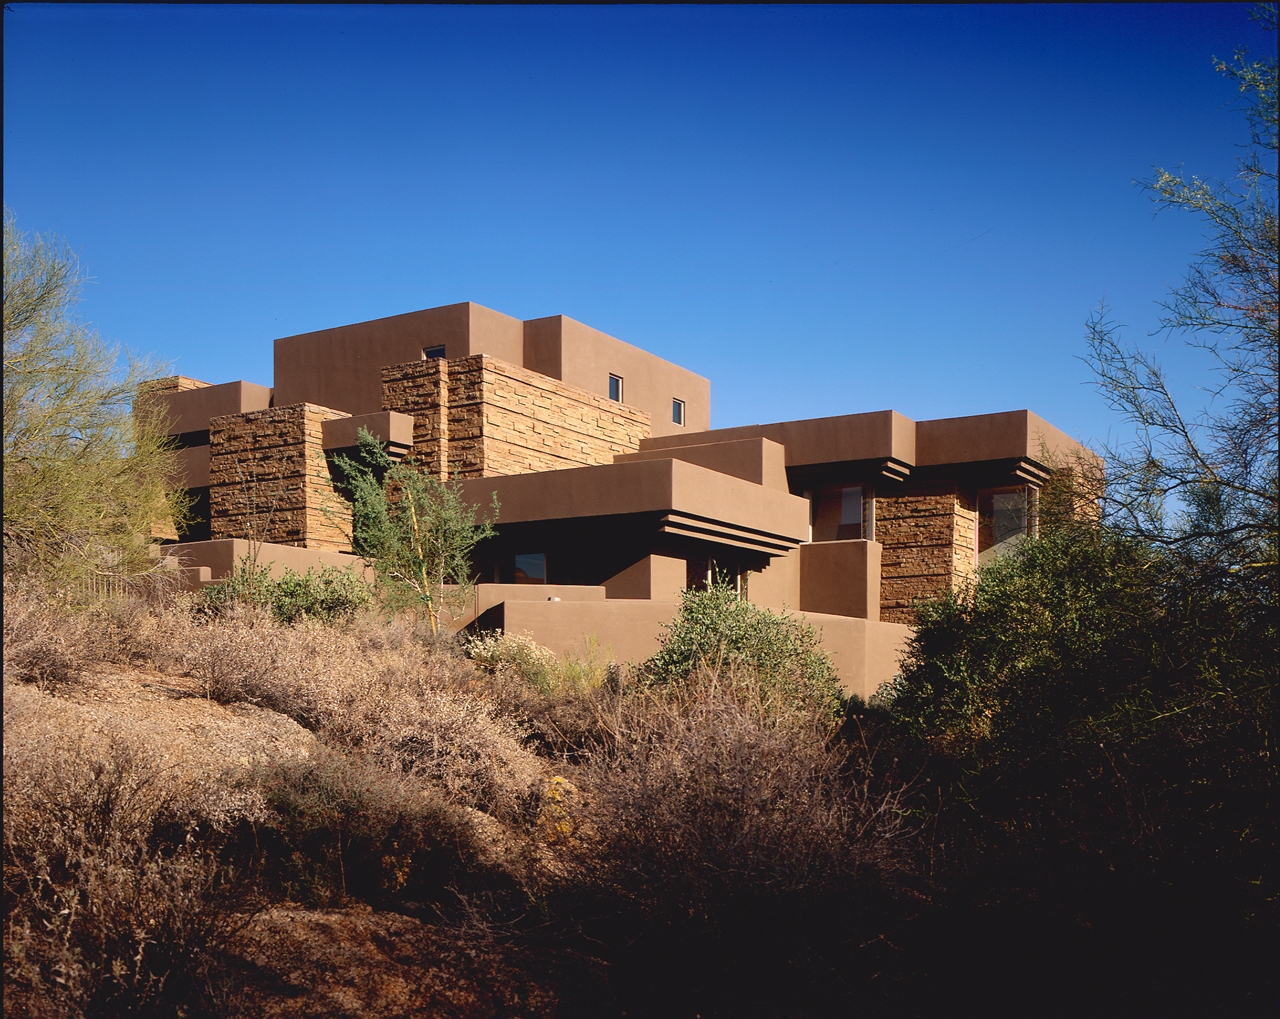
top-left (142, 301), bottom-right (1093, 698)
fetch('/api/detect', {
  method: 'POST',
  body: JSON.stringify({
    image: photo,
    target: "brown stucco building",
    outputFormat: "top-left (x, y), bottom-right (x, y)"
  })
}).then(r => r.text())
top-left (145, 301), bottom-right (1092, 698)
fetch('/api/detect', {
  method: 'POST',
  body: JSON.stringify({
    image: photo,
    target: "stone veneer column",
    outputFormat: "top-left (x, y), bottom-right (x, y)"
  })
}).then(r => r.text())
top-left (875, 485), bottom-right (977, 624)
top-left (380, 354), bottom-right (651, 480)
top-left (381, 358), bottom-right (449, 477)
top-left (208, 403), bottom-right (350, 551)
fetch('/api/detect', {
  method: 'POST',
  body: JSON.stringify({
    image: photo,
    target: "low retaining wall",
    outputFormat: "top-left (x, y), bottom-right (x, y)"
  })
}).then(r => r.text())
top-left (162, 539), bottom-right (371, 590)
top-left (462, 594), bottom-right (912, 698)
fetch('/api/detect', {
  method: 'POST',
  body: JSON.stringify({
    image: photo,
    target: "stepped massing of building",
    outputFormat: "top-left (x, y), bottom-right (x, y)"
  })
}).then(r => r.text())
top-left (143, 301), bottom-right (1092, 698)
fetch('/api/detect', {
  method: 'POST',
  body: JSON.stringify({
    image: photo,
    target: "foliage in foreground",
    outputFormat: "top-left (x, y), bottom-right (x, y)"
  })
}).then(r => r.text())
top-left (2, 206), bottom-right (186, 589)
top-left (879, 523), bottom-right (1276, 1013)
top-left (331, 428), bottom-right (498, 634)
top-left (197, 556), bottom-right (372, 625)
top-left (644, 580), bottom-right (844, 719)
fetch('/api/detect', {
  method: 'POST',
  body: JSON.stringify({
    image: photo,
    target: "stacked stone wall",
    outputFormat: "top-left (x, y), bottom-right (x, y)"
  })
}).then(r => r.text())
top-left (209, 403), bottom-right (350, 551)
top-left (382, 354), bottom-right (651, 479)
top-left (139, 376), bottom-right (212, 396)
top-left (875, 485), bottom-right (977, 624)
top-left (381, 358), bottom-right (449, 476)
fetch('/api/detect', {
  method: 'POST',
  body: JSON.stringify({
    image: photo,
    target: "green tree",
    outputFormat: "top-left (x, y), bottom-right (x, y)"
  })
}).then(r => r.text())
top-left (2, 207), bottom-right (186, 588)
top-left (1085, 4), bottom-right (1277, 569)
top-left (331, 428), bottom-right (498, 634)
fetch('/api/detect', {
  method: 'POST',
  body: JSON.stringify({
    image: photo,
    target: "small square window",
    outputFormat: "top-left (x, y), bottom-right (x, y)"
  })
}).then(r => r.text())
top-left (513, 553), bottom-right (546, 584)
top-left (672, 399), bottom-right (685, 425)
top-left (608, 374), bottom-right (623, 402)
top-left (422, 345), bottom-right (446, 360)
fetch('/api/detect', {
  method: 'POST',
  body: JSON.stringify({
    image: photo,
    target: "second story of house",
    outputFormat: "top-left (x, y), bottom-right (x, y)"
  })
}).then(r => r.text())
top-left (139, 300), bottom-right (1099, 626)
top-left (271, 301), bottom-right (710, 438)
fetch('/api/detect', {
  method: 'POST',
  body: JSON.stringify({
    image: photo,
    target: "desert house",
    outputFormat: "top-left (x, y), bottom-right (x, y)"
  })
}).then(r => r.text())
top-left (142, 302), bottom-right (1090, 698)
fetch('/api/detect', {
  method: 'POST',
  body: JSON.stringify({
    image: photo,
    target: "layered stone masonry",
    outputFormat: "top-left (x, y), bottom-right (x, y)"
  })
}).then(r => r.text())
top-left (875, 486), bottom-right (977, 625)
top-left (382, 354), bottom-right (651, 479)
top-left (380, 358), bottom-right (449, 476)
top-left (208, 403), bottom-right (350, 551)
top-left (138, 375), bottom-right (212, 396)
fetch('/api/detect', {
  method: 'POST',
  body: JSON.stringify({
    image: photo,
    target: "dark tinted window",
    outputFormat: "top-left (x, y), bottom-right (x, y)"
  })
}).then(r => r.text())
top-left (609, 375), bottom-right (623, 402)
top-left (513, 553), bottom-right (546, 584)
top-left (422, 345), bottom-right (446, 359)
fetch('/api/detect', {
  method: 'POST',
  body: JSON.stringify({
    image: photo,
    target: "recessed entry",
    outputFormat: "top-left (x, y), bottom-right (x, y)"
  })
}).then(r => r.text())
top-left (421, 345), bottom-right (446, 359)
top-left (608, 374), bottom-right (623, 402)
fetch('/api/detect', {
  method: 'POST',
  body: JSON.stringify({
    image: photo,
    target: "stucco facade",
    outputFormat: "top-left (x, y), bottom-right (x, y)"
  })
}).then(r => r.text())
top-left (142, 301), bottom-right (1094, 697)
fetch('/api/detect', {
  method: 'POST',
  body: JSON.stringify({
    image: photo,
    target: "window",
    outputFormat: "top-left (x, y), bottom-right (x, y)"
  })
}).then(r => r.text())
top-left (837, 486), bottom-right (863, 541)
top-left (978, 487), bottom-right (1028, 563)
top-left (672, 398), bottom-right (685, 426)
top-left (421, 345), bottom-right (446, 360)
top-left (513, 553), bottom-right (546, 584)
top-left (608, 374), bottom-right (623, 402)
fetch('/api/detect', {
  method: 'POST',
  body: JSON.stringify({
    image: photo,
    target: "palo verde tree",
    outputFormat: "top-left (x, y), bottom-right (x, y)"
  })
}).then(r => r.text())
top-left (2, 206), bottom-right (186, 588)
top-left (331, 428), bottom-right (498, 634)
top-left (1085, 3), bottom-right (1278, 571)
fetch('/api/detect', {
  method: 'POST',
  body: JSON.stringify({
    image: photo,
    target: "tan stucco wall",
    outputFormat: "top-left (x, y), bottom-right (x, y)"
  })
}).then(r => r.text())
top-left (640, 409), bottom-right (915, 469)
top-left (491, 598), bottom-right (682, 664)
top-left (272, 302), bottom-right (526, 415)
top-left (915, 409), bottom-right (1085, 467)
top-left (799, 540), bottom-right (881, 621)
top-left (162, 539), bottom-right (370, 587)
top-left (604, 554), bottom-right (687, 600)
top-left (320, 410), bottom-right (414, 452)
top-left (173, 445), bottom-right (211, 489)
top-left (615, 437), bottom-right (789, 491)
top-left (747, 548), bottom-right (801, 612)
top-left (797, 613), bottom-right (913, 701)
top-left (140, 380), bottom-right (273, 436)
top-left (459, 457), bottom-right (809, 553)
top-left (525, 315), bottom-right (711, 438)
top-left (209, 403), bottom-right (351, 551)
top-left (461, 593), bottom-right (910, 698)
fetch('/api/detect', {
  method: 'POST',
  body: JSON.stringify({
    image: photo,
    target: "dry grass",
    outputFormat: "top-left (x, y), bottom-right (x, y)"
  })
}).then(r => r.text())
top-left (4, 580), bottom-right (922, 1016)
top-left (3, 737), bottom-right (252, 1018)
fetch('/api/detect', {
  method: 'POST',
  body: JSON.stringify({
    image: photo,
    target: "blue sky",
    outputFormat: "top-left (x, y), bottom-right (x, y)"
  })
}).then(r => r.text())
top-left (4, 3), bottom-right (1271, 447)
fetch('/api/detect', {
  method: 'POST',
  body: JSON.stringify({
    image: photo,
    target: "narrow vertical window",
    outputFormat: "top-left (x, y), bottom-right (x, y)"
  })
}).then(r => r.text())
top-left (978, 487), bottom-right (1029, 563)
top-left (672, 398), bottom-right (685, 425)
top-left (421, 344), bottom-right (446, 360)
top-left (609, 374), bottom-right (623, 402)
top-left (837, 486), bottom-right (863, 540)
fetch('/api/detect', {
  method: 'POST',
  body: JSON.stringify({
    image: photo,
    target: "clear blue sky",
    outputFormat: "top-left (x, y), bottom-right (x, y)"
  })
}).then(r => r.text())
top-left (4, 3), bottom-right (1271, 448)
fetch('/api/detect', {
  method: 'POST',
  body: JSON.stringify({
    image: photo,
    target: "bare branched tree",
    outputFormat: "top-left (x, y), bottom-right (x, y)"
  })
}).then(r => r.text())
top-left (1085, 4), bottom-right (1277, 569)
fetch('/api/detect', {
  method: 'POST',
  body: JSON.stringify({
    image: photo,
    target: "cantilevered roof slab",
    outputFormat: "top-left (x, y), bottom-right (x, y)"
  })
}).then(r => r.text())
top-left (458, 457), bottom-right (809, 558)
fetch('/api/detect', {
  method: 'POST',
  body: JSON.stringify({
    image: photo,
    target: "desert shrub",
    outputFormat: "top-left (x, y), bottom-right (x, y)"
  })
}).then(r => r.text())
top-left (199, 556), bottom-right (371, 626)
top-left (466, 630), bottom-right (614, 699)
top-left (252, 751), bottom-right (479, 909)
top-left (878, 525), bottom-right (1277, 1013)
top-left (466, 630), bottom-right (558, 692)
top-left (3, 739), bottom-right (247, 1019)
top-left (556, 673), bottom-right (912, 1015)
top-left (644, 581), bottom-right (843, 719)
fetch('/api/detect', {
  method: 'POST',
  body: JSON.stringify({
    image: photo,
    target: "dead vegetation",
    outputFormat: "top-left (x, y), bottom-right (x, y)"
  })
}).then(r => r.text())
top-left (3, 578), bottom-right (918, 1018)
